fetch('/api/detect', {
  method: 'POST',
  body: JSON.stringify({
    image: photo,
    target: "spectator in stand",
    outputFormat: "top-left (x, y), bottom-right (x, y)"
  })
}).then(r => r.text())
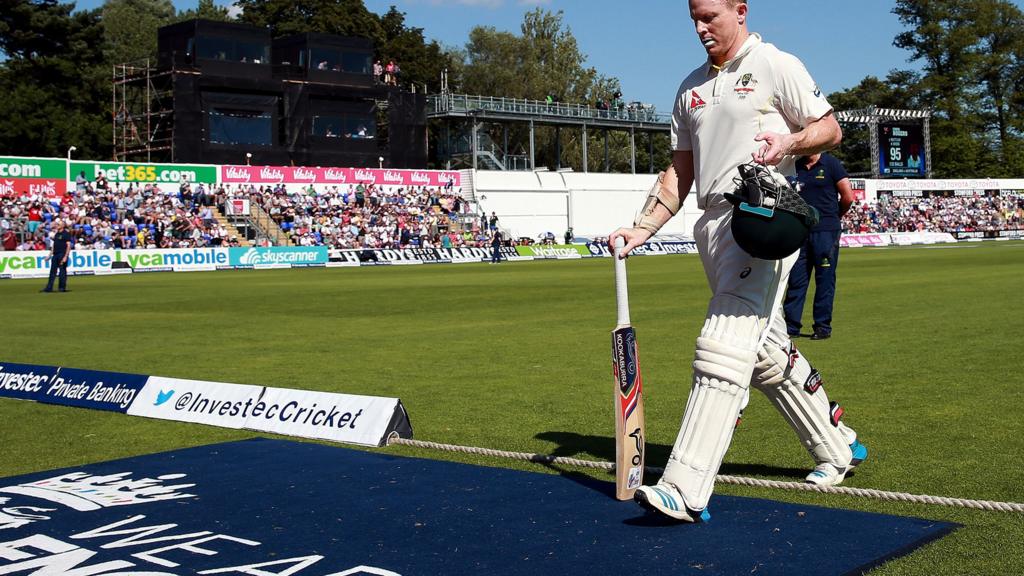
top-left (355, 184), bottom-right (366, 208)
top-left (26, 202), bottom-right (42, 235)
top-left (488, 211), bottom-right (499, 231)
top-left (74, 171), bottom-right (87, 194)
top-left (840, 192), bottom-right (1024, 235)
top-left (385, 60), bottom-right (396, 86)
top-left (564, 227), bottom-right (573, 244)
top-left (123, 190), bottom-right (138, 220)
top-left (180, 181), bottom-right (193, 210)
top-left (228, 181), bottom-right (477, 251)
top-left (196, 182), bottom-right (210, 207)
top-left (200, 204), bottom-right (215, 228)
top-left (373, 60), bottom-right (383, 84)
top-left (2, 229), bottom-right (16, 251)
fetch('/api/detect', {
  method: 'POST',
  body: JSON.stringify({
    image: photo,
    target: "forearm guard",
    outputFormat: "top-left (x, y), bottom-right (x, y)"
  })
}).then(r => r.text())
top-left (634, 171), bottom-right (680, 235)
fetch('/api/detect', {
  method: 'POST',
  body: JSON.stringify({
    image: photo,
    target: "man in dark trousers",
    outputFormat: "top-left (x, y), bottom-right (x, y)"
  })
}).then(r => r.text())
top-left (783, 152), bottom-right (856, 340)
top-left (490, 229), bottom-right (502, 264)
top-left (42, 220), bottom-right (73, 293)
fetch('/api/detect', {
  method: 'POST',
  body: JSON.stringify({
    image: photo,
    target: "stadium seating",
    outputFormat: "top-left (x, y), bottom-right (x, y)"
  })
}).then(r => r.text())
top-left (224, 183), bottom-right (481, 249)
top-left (2, 183), bottom-right (1021, 250)
top-left (0, 181), bottom-right (245, 250)
top-left (843, 194), bottom-right (1023, 234)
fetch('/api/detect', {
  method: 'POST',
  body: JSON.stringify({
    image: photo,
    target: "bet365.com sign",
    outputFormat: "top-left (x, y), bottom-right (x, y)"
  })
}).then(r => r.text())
top-left (70, 161), bottom-right (218, 185)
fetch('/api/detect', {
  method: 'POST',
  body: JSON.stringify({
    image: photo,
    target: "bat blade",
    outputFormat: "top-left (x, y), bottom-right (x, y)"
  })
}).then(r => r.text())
top-left (612, 324), bottom-right (645, 500)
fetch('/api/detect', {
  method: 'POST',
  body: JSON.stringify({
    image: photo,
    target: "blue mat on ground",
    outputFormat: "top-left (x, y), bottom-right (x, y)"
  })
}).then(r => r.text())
top-left (0, 438), bottom-right (955, 575)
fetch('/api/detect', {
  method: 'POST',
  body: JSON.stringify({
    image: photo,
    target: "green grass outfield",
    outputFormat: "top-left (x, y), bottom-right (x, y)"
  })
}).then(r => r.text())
top-left (2, 242), bottom-right (1023, 574)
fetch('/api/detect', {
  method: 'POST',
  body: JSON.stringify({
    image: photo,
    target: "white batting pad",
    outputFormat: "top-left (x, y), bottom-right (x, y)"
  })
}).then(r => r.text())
top-left (751, 332), bottom-right (856, 468)
top-left (661, 295), bottom-right (760, 512)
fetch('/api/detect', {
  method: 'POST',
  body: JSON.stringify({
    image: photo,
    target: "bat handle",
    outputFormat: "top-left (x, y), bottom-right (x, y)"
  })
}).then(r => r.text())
top-left (614, 236), bottom-right (630, 326)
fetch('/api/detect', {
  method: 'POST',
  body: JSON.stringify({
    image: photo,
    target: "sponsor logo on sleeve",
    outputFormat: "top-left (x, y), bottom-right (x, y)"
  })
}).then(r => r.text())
top-left (690, 90), bottom-right (707, 110)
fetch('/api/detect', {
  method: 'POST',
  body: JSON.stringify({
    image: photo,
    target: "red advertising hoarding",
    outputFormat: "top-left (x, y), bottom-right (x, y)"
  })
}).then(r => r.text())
top-left (0, 157), bottom-right (69, 198)
top-left (0, 178), bottom-right (67, 198)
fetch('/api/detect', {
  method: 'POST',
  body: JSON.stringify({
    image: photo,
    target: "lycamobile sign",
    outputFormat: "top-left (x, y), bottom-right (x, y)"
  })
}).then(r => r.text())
top-left (71, 248), bottom-right (226, 270)
top-left (70, 161), bottom-right (217, 184)
top-left (111, 248), bottom-right (227, 269)
top-left (0, 253), bottom-right (50, 274)
top-left (0, 249), bottom-right (229, 278)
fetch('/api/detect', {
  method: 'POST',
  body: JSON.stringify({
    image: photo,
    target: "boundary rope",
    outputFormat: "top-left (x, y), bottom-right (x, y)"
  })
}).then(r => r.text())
top-left (387, 436), bottom-right (1024, 513)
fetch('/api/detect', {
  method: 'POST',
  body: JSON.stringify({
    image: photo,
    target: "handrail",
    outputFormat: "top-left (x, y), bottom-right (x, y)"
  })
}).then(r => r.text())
top-left (6, 216), bottom-right (30, 244)
top-left (429, 93), bottom-right (670, 124)
top-left (248, 203), bottom-right (290, 247)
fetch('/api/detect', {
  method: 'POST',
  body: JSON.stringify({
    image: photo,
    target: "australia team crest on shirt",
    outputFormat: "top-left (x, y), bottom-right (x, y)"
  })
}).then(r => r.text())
top-left (734, 73), bottom-right (758, 98)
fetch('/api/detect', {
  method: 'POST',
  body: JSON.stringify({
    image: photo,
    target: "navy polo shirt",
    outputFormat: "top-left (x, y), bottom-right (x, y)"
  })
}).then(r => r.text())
top-left (52, 230), bottom-right (72, 258)
top-left (795, 153), bottom-right (848, 231)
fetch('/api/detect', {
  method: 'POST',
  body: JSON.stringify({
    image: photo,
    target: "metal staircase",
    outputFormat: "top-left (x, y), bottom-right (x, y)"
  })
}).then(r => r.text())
top-left (212, 206), bottom-right (251, 246)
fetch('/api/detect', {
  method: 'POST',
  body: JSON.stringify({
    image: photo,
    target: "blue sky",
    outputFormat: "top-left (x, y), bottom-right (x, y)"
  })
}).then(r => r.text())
top-left (358, 0), bottom-right (934, 112)
top-left (77, 0), bottom-right (1024, 113)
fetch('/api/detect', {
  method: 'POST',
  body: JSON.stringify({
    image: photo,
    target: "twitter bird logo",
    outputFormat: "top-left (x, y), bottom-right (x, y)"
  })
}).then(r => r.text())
top-left (155, 390), bottom-right (174, 406)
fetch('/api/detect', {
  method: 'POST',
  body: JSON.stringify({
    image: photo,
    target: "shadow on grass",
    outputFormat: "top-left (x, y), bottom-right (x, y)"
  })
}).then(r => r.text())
top-left (534, 430), bottom-right (810, 496)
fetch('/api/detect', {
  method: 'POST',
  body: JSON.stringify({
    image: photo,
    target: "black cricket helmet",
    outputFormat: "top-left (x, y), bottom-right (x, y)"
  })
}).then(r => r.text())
top-left (723, 162), bottom-right (820, 260)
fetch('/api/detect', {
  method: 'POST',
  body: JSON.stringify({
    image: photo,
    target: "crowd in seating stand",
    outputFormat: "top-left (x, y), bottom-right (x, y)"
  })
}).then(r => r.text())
top-left (4, 184), bottom-right (1022, 252)
top-left (223, 182), bottom-right (492, 249)
top-left (0, 175), bottom-right (241, 252)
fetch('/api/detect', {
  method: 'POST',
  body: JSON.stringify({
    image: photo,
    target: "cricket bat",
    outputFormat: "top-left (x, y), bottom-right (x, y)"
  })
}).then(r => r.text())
top-left (611, 236), bottom-right (645, 500)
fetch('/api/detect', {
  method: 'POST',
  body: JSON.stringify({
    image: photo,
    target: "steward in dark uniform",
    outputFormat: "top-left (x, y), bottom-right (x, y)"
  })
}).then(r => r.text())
top-left (42, 221), bottom-right (73, 293)
top-left (490, 230), bottom-right (502, 264)
top-left (783, 153), bottom-right (854, 339)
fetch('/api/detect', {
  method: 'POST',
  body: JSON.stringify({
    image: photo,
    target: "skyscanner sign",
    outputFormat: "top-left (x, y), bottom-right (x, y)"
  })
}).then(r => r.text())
top-left (228, 247), bottom-right (328, 267)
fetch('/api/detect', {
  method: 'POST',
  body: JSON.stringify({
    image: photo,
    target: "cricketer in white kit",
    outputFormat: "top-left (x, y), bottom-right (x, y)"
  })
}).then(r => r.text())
top-left (609, 0), bottom-right (867, 522)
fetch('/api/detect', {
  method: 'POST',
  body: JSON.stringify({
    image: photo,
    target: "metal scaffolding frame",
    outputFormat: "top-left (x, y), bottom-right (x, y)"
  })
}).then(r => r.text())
top-left (112, 60), bottom-right (177, 162)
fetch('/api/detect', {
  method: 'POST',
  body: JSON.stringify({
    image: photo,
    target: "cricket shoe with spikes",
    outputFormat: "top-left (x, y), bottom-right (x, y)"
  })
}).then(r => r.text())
top-left (634, 483), bottom-right (711, 523)
top-left (805, 439), bottom-right (869, 486)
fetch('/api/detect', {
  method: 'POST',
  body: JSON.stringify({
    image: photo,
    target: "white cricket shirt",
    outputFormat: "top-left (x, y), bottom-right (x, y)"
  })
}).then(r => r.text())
top-left (672, 34), bottom-right (834, 210)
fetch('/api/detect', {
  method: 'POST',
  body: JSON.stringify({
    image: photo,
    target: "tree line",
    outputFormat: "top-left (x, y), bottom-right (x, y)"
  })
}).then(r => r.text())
top-left (1, 0), bottom-right (1022, 177)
